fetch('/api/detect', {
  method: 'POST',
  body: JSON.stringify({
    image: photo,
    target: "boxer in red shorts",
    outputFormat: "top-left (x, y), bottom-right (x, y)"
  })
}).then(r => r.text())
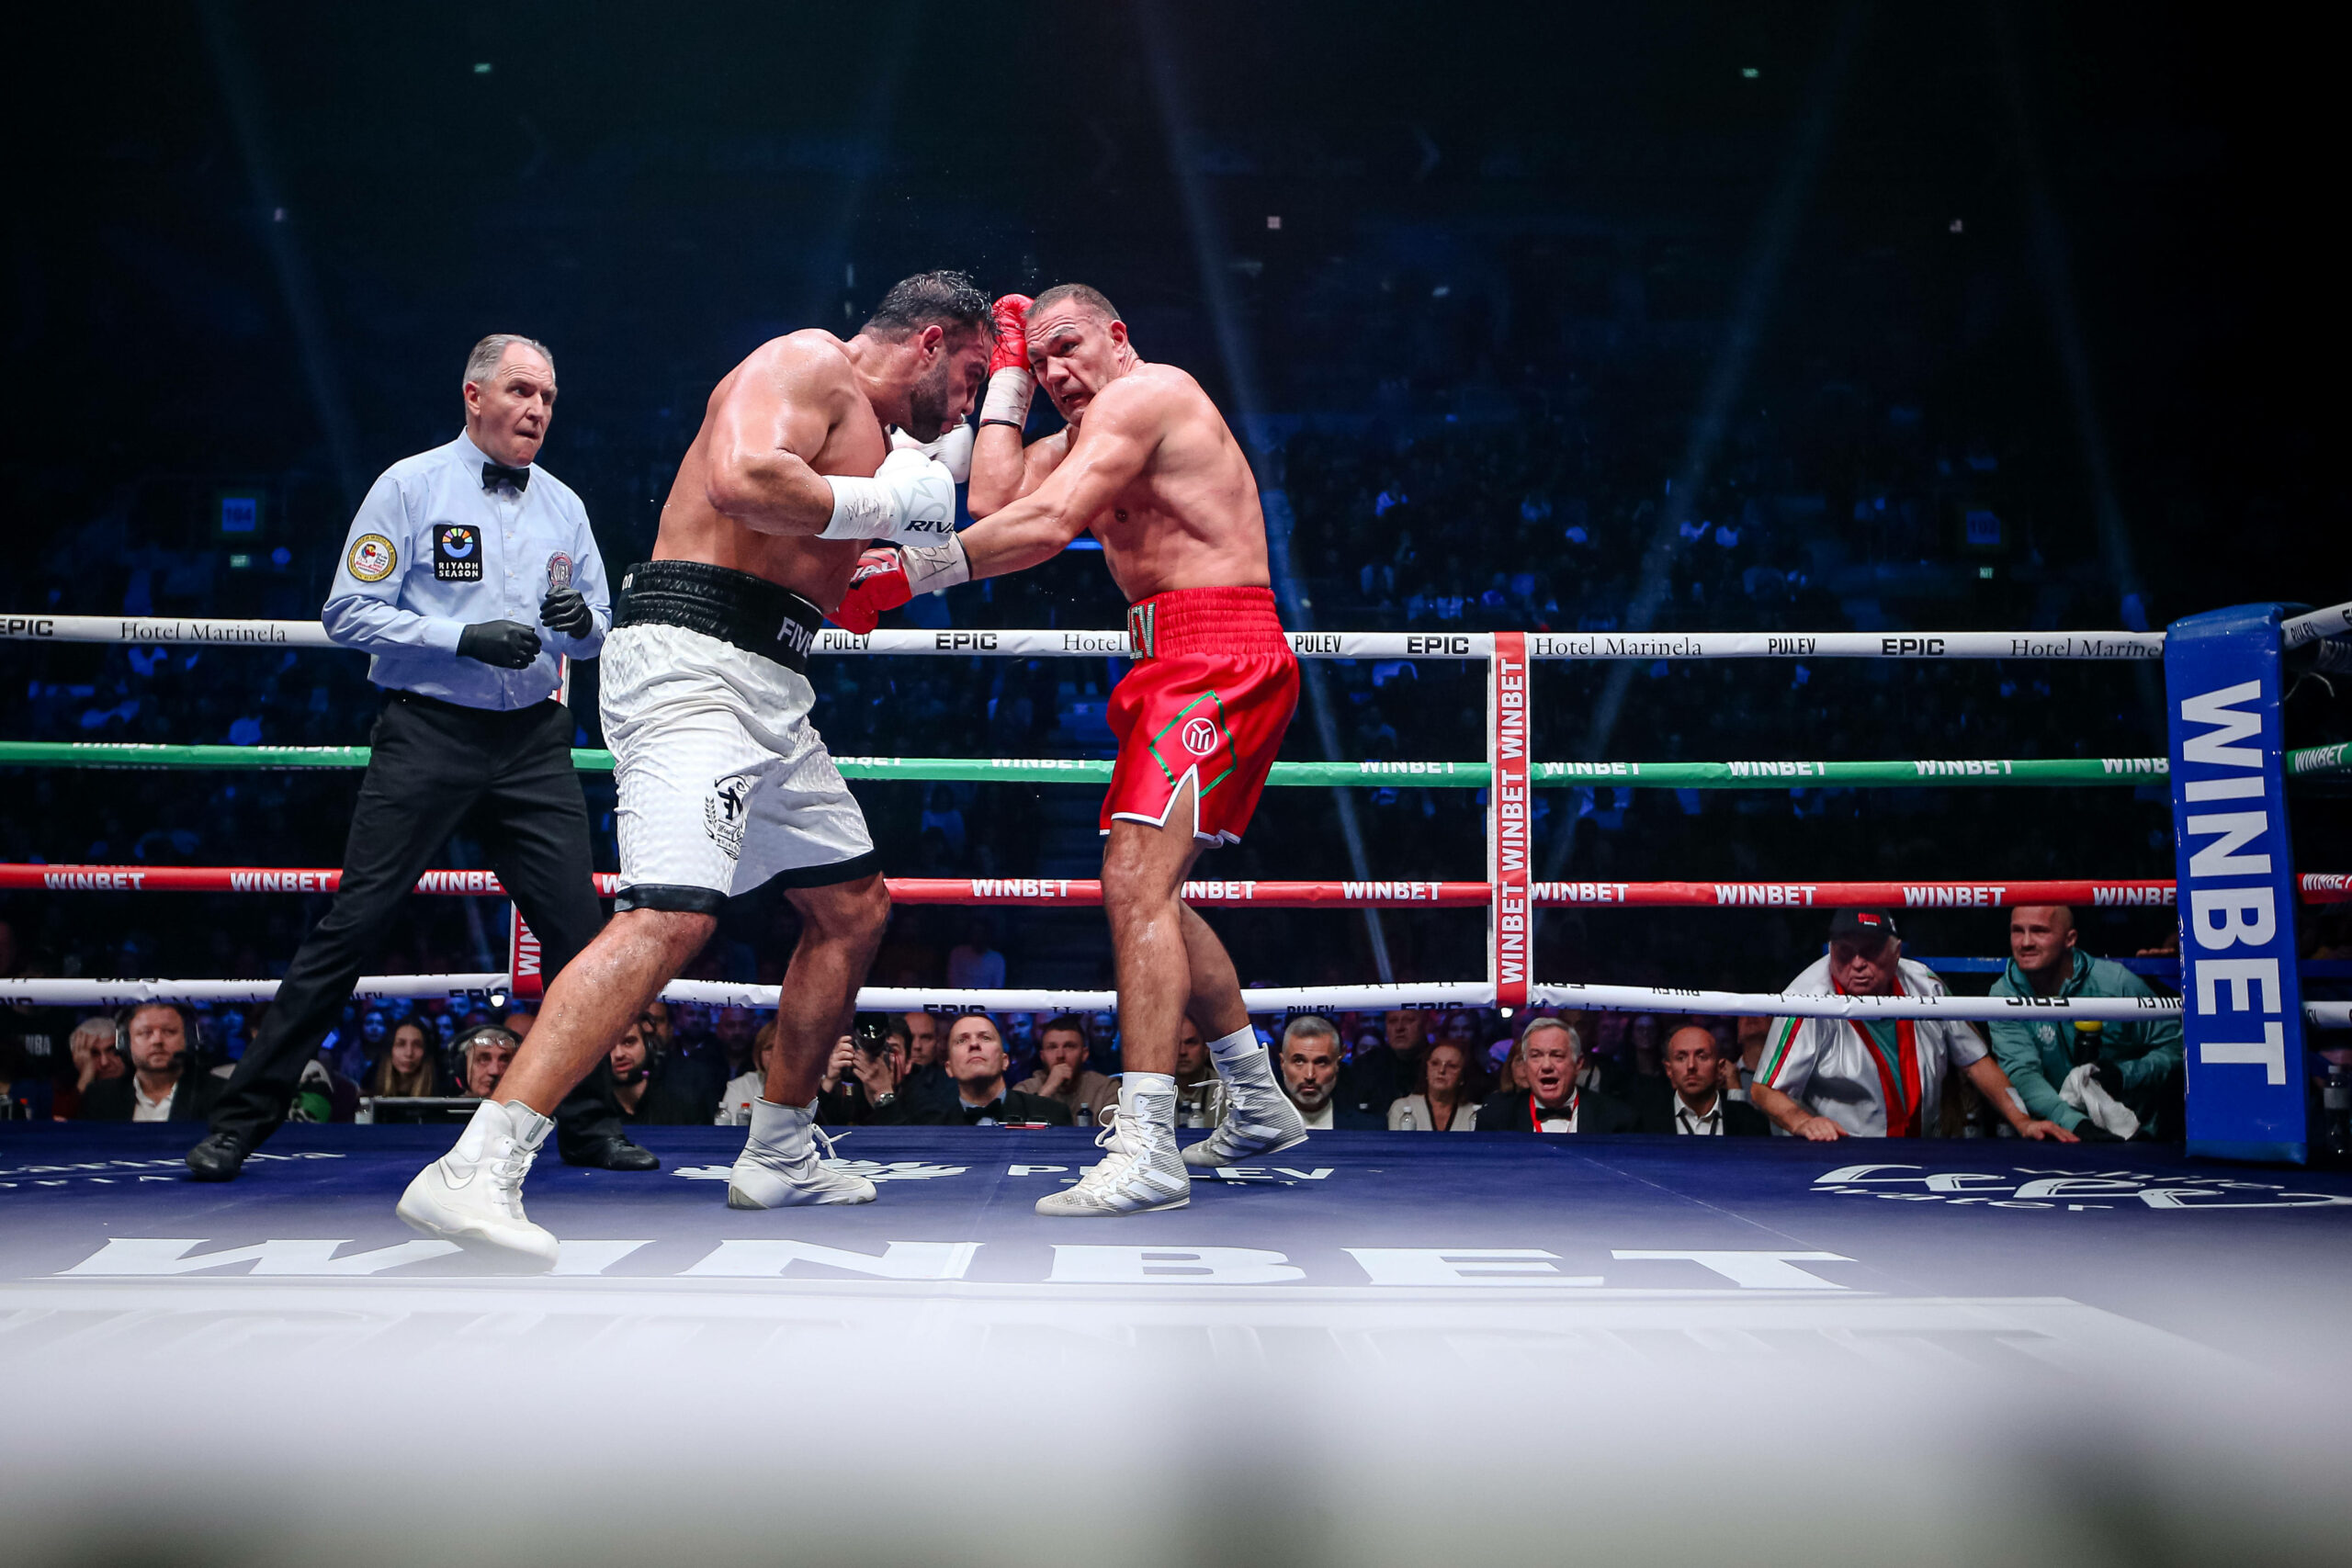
top-left (835, 282), bottom-right (1307, 1214)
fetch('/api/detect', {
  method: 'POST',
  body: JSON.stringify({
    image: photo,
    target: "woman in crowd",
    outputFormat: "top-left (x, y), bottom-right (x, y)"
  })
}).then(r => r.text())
top-left (366, 1018), bottom-right (441, 1099)
top-left (1388, 1039), bottom-right (1482, 1132)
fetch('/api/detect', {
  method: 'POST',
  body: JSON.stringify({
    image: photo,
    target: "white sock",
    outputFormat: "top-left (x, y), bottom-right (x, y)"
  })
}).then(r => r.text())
top-left (1205, 1024), bottom-right (1277, 1087)
top-left (1120, 1072), bottom-right (1178, 1140)
top-left (1205, 1024), bottom-right (1259, 1064)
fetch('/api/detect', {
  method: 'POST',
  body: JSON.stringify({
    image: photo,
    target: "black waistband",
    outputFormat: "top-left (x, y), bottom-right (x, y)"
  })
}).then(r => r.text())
top-left (614, 560), bottom-right (820, 672)
top-left (386, 689), bottom-right (562, 722)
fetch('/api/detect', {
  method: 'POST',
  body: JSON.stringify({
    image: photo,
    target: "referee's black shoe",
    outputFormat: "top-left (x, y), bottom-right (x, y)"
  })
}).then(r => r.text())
top-left (185, 1131), bottom-right (250, 1182)
top-left (562, 1133), bottom-right (661, 1171)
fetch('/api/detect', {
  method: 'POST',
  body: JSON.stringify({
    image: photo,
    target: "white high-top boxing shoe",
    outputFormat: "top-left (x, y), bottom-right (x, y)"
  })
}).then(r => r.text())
top-left (396, 1099), bottom-right (560, 1271)
top-left (1037, 1077), bottom-right (1190, 1217)
top-left (1182, 1044), bottom-right (1309, 1169)
top-left (727, 1099), bottom-right (877, 1208)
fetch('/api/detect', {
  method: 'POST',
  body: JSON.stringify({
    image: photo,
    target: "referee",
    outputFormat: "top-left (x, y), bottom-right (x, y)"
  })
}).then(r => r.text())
top-left (186, 333), bottom-right (653, 1180)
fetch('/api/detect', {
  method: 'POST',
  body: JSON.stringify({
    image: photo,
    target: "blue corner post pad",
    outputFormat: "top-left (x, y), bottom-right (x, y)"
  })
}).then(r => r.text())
top-left (2165, 603), bottom-right (2309, 1163)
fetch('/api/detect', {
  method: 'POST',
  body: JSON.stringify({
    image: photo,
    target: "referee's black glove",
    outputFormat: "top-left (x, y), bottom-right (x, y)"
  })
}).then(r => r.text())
top-left (539, 587), bottom-right (594, 637)
top-left (457, 619), bottom-right (543, 669)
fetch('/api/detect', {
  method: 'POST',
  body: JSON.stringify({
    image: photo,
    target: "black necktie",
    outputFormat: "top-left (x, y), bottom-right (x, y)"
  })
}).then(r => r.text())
top-left (482, 461), bottom-right (531, 493)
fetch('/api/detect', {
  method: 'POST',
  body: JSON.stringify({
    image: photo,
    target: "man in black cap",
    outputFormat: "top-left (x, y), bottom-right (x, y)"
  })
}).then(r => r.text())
top-left (1748, 909), bottom-right (2074, 1142)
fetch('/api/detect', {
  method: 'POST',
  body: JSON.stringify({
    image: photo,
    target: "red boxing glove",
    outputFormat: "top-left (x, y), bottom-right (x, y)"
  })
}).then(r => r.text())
top-left (831, 548), bottom-right (912, 635)
top-left (988, 293), bottom-right (1034, 378)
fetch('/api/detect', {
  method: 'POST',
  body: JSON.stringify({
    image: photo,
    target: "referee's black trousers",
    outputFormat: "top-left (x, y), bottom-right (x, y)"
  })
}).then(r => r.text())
top-left (205, 692), bottom-right (628, 1156)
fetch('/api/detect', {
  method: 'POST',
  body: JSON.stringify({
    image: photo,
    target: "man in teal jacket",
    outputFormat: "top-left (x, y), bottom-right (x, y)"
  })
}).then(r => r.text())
top-left (1987, 906), bottom-right (2183, 1139)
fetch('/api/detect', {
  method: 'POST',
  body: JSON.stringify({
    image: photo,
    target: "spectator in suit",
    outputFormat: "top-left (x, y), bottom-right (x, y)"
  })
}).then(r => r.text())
top-left (79, 1005), bottom-right (207, 1122)
top-left (366, 1018), bottom-right (443, 1099)
top-left (1477, 1017), bottom-right (1636, 1134)
top-left (896, 1009), bottom-right (955, 1113)
top-left (1349, 1009), bottom-right (1429, 1113)
top-left (1638, 1025), bottom-right (1770, 1135)
top-left (609, 1012), bottom-right (715, 1124)
top-left (1277, 1015), bottom-right (1385, 1130)
top-left (1388, 1038), bottom-right (1480, 1131)
top-left (877, 1012), bottom-right (1070, 1125)
top-left (1013, 1014), bottom-right (1117, 1128)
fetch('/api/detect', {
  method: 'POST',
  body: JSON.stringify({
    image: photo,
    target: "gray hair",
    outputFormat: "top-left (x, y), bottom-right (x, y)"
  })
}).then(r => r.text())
top-left (464, 333), bottom-right (554, 386)
top-left (1518, 1015), bottom-right (1582, 1057)
top-left (1281, 1014), bottom-right (1340, 1049)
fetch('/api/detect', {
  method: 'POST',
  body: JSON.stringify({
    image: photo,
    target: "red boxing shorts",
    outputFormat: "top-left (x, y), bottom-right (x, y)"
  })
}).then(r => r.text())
top-left (1102, 586), bottom-right (1300, 845)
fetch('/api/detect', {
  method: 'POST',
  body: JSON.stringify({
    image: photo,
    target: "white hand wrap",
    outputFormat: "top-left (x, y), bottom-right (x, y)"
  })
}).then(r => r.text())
top-left (979, 367), bottom-right (1035, 428)
top-left (899, 535), bottom-right (972, 596)
top-left (888, 422), bottom-right (976, 485)
top-left (820, 446), bottom-right (959, 542)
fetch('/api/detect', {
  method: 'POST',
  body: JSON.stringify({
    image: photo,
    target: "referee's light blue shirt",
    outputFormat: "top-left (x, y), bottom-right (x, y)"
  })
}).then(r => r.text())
top-left (322, 431), bottom-right (611, 711)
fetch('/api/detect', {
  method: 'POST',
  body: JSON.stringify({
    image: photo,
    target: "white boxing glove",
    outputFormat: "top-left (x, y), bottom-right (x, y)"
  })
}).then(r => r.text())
top-left (820, 446), bottom-right (958, 542)
top-left (889, 421), bottom-right (976, 485)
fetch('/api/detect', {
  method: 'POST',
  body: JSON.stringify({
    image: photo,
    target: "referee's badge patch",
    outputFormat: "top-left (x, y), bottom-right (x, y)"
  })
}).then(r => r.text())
top-left (704, 772), bottom-right (753, 860)
top-left (434, 525), bottom-right (484, 581)
top-left (347, 534), bottom-right (397, 582)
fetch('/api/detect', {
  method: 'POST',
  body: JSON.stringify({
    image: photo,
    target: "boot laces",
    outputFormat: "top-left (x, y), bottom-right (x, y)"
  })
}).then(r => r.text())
top-left (484, 1138), bottom-right (536, 1219)
top-left (1069, 1106), bottom-right (1148, 1198)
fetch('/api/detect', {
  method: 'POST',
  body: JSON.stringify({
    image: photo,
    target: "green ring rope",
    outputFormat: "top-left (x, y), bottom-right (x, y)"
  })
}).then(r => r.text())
top-left (1, 740), bottom-right (2319, 786)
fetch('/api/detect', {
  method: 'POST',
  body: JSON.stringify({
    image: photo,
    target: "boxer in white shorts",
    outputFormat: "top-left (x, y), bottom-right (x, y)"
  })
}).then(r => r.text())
top-left (598, 566), bottom-right (878, 908)
top-left (398, 272), bottom-right (997, 1268)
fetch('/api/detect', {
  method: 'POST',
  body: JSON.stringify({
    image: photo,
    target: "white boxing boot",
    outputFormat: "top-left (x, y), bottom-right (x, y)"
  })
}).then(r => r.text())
top-left (1037, 1074), bottom-right (1190, 1217)
top-left (396, 1098), bottom-right (560, 1271)
top-left (1182, 1026), bottom-right (1308, 1169)
top-left (728, 1099), bottom-right (876, 1209)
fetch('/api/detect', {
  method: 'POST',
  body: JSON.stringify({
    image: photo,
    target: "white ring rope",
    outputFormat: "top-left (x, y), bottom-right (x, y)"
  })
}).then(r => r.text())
top-left (9, 973), bottom-right (2346, 1028)
top-left (0, 615), bottom-right (2181, 660)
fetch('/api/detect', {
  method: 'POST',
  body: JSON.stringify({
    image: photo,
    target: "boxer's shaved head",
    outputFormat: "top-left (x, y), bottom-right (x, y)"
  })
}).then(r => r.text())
top-left (1029, 282), bottom-right (1121, 325)
top-left (1024, 283), bottom-right (1138, 425)
top-left (860, 270), bottom-right (996, 345)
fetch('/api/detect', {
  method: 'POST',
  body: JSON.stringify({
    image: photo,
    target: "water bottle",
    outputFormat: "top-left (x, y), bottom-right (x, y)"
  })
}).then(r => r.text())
top-left (1401, 1105), bottom-right (1418, 1131)
top-left (2324, 1066), bottom-right (2351, 1163)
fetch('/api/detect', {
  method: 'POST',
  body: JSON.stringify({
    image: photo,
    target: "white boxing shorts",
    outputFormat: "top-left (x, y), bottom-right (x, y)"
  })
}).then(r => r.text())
top-left (601, 560), bottom-right (878, 913)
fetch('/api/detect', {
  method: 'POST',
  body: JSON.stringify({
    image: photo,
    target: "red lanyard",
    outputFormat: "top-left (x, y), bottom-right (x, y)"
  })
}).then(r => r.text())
top-left (1530, 1089), bottom-right (1578, 1131)
top-left (1834, 974), bottom-right (1923, 1137)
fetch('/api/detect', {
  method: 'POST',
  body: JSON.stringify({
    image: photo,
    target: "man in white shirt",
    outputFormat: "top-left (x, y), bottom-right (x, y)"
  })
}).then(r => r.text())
top-left (187, 333), bottom-right (641, 1181)
top-left (78, 1005), bottom-right (202, 1122)
top-left (1637, 1025), bottom-right (1770, 1135)
top-left (1475, 1018), bottom-right (1639, 1133)
top-left (1752, 909), bottom-right (2077, 1142)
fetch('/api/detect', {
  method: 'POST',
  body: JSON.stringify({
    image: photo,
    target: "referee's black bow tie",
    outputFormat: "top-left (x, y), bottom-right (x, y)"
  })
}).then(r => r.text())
top-left (482, 461), bottom-right (531, 493)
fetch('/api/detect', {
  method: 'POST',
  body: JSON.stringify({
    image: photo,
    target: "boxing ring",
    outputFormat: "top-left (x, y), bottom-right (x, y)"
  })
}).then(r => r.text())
top-left (6, 606), bottom-right (2352, 1564)
top-left (5, 608), bottom-right (2349, 1041)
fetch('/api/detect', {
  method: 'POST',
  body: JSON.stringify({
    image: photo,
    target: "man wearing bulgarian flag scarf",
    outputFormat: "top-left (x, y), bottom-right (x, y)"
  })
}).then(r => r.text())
top-left (1751, 909), bottom-right (2076, 1142)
